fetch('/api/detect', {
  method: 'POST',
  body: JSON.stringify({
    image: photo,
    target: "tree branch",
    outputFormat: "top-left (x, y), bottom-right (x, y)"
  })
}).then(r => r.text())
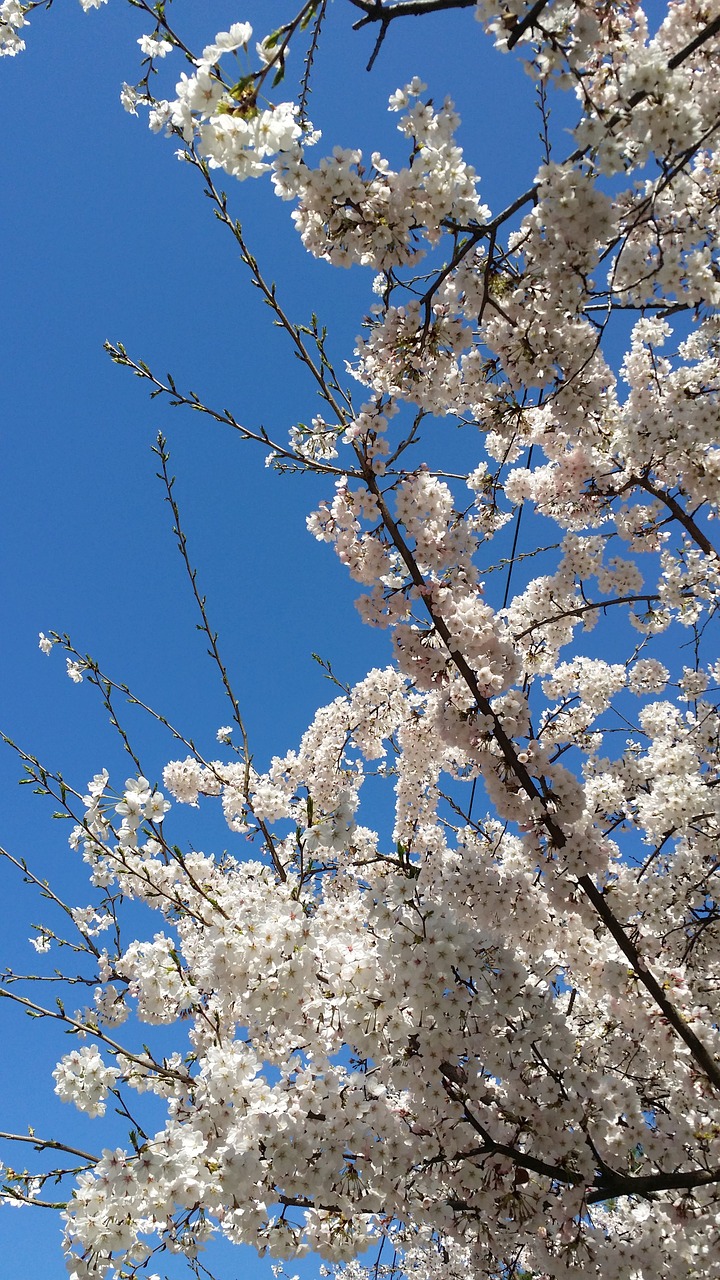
top-left (506, 0), bottom-right (553, 50)
top-left (349, 0), bottom-right (475, 28)
top-left (361, 466), bottom-right (720, 1095)
top-left (0, 1132), bottom-right (98, 1164)
top-left (349, 0), bottom-right (476, 67)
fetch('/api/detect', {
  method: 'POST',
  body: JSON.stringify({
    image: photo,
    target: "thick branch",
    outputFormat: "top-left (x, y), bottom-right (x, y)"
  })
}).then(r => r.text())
top-left (349, 0), bottom-right (475, 27)
top-left (349, 0), bottom-right (476, 67)
top-left (458, 1100), bottom-right (582, 1186)
top-left (505, 0), bottom-right (552, 50)
top-left (383, 11), bottom-right (720, 297)
top-left (668, 12), bottom-right (720, 69)
top-left (633, 475), bottom-right (719, 560)
top-left (589, 1164), bottom-right (720, 1204)
top-left (447, 1081), bottom-right (720, 1206)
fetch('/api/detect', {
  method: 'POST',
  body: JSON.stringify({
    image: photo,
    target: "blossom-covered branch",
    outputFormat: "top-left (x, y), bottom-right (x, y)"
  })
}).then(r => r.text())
top-left (2, 2), bottom-right (720, 1280)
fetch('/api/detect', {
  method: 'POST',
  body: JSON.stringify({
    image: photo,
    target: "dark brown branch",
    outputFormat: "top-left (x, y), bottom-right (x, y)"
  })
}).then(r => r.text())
top-left (104, 344), bottom-right (353, 480)
top-left (576, 873), bottom-right (720, 1092)
top-left (462, 1106), bottom-right (720, 1204)
top-left (363, 7), bottom-right (720, 289)
top-left (513, 594), bottom-right (664, 642)
top-left (445, 1081), bottom-right (720, 1206)
top-left (349, 0), bottom-right (475, 29)
top-left (633, 476), bottom-right (719, 561)
top-left (506, 0), bottom-right (553, 50)
top-left (668, 12), bottom-right (720, 69)
top-left (349, 0), bottom-right (476, 67)
top-left (588, 1164), bottom-right (720, 1204)
top-left (457, 1099), bottom-right (582, 1186)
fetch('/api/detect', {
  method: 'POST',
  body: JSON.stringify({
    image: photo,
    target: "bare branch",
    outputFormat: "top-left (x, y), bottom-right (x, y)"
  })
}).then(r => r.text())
top-left (0, 1132), bottom-right (99, 1164)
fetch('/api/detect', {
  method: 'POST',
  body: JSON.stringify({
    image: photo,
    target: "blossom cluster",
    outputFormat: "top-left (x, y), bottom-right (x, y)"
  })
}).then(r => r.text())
top-left (0, 0), bottom-right (26, 56)
top-left (52, 1046), bottom-right (120, 1119)
top-left (5, 3), bottom-right (720, 1280)
top-left (122, 19), bottom-right (309, 182)
top-left (273, 81), bottom-right (487, 270)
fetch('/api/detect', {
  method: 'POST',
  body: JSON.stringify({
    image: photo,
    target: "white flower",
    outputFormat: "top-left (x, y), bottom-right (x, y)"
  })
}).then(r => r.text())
top-left (115, 776), bottom-right (152, 824)
top-left (144, 789), bottom-right (171, 823)
top-left (138, 33), bottom-right (172, 58)
top-left (256, 34), bottom-right (289, 67)
top-left (628, 659), bottom-right (669, 695)
top-left (66, 659), bottom-right (86, 683)
top-left (216, 725), bottom-right (233, 744)
top-left (199, 22), bottom-right (253, 67)
top-left (120, 82), bottom-right (138, 115)
top-left (38, 632), bottom-right (53, 655)
top-left (679, 667), bottom-right (708, 698)
top-left (0, 0), bottom-right (26, 29)
top-left (52, 1045), bottom-right (119, 1117)
top-left (84, 769), bottom-right (109, 802)
top-left (148, 99), bottom-right (172, 133)
top-left (163, 758), bottom-right (204, 805)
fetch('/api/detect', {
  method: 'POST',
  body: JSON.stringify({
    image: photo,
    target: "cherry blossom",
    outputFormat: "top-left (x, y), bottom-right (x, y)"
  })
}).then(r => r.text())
top-left (3, 2), bottom-right (720, 1280)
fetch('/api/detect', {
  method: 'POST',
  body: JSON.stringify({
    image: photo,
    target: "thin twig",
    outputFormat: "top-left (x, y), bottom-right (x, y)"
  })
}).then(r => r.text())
top-left (0, 1132), bottom-right (99, 1163)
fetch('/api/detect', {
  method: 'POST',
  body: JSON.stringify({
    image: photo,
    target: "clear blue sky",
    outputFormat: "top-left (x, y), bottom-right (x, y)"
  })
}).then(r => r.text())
top-left (0, 2), bottom-right (558, 1274)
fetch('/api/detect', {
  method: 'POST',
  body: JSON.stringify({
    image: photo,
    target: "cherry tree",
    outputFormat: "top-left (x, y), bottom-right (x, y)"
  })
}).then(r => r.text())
top-left (1, 1), bottom-right (720, 1278)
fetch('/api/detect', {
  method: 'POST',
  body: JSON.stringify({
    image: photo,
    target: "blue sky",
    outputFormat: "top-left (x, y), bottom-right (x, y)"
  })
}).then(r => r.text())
top-left (0, 2), bottom-right (567, 1274)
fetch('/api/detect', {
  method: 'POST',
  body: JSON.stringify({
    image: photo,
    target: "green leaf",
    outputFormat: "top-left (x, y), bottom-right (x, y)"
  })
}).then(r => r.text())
top-left (262, 28), bottom-right (282, 51)
top-left (228, 74), bottom-right (255, 103)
